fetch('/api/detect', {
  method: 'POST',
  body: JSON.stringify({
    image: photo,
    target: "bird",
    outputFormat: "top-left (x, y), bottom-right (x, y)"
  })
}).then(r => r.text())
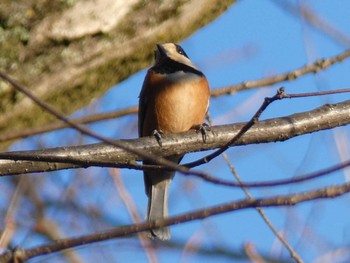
top-left (138, 43), bottom-right (210, 240)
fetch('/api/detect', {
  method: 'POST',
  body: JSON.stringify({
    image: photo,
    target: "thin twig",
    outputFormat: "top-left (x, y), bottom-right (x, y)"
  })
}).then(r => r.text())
top-left (0, 178), bottom-right (25, 248)
top-left (185, 87), bottom-right (287, 168)
top-left (244, 243), bottom-right (267, 263)
top-left (110, 169), bottom-right (158, 263)
top-left (280, 88), bottom-right (350, 98)
top-left (272, 1), bottom-right (350, 47)
top-left (0, 106), bottom-right (138, 142)
top-left (211, 49), bottom-right (350, 97)
top-left (222, 153), bottom-right (304, 263)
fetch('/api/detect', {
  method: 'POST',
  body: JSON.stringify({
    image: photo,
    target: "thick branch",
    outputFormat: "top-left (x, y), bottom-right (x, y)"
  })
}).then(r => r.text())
top-left (0, 100), bottom-right (349, 176)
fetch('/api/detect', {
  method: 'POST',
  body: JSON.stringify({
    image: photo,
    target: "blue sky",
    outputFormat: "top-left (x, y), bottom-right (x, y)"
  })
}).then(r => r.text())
top-left (8, 0), bottom-right (350, 262)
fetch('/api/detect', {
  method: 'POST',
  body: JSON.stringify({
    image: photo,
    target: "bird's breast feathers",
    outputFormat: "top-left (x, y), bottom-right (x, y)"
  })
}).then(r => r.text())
top-left (145, 71), bottom-right (209, 133)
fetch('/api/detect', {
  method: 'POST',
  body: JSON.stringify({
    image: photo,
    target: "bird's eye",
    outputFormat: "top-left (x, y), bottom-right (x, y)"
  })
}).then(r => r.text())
top-left (175, 44), bottom-right (188, 58)
top-left (176, 46), bottom-right (184, 55)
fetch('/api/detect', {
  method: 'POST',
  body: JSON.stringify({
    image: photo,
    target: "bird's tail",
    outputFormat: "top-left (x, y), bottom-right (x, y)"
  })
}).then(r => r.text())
top-left (145, 155), bottom-right (182, 240)
top-left (147, 176), bottom-right (172, 240)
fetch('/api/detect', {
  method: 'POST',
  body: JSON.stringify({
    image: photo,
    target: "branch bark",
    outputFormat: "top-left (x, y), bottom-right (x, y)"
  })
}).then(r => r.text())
top-left (0, 99), bottom-right (349, 176)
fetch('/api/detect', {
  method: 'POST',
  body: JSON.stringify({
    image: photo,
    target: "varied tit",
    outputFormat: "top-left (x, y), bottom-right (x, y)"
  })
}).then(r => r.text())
top-left (138, 43), bottom-right (210, 240)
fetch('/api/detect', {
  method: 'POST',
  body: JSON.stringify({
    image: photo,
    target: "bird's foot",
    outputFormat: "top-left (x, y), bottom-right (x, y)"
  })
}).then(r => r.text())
top-left (193, 123), bottom-right (211, 143)
top-left (152, 129), bottom-right (164, 147)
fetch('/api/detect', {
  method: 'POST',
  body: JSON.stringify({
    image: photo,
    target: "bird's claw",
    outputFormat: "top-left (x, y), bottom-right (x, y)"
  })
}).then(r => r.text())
top-left (152, 129), bottom-right (164, 146)
top-left (194, 123), bottom-right (211, 143)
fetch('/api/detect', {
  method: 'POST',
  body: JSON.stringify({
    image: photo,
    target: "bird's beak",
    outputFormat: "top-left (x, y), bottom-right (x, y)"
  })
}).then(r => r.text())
top-left (156, 44), bottom-right (166, 57)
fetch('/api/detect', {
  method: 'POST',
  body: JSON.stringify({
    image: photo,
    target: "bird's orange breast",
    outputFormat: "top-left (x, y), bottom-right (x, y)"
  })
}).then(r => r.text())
top-left (141, 72), bottom-right (210, 136)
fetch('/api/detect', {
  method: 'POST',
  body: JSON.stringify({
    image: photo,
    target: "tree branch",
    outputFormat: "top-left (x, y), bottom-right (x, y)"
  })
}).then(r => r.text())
top-left (211, 49), bottom-right (350, 97)
top-left (0, 106), bottom-right (138, 143)
top-left (0, 99), bottom-right (349, 177)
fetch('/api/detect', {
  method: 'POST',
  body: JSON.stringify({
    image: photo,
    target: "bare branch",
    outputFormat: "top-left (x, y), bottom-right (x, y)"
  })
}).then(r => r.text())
top-left (211, 49), bottom-right (350, 97)
top-left (0, 106), bottom-right (138, 143)
top-left (0, 99), bottom-right (349, 188)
